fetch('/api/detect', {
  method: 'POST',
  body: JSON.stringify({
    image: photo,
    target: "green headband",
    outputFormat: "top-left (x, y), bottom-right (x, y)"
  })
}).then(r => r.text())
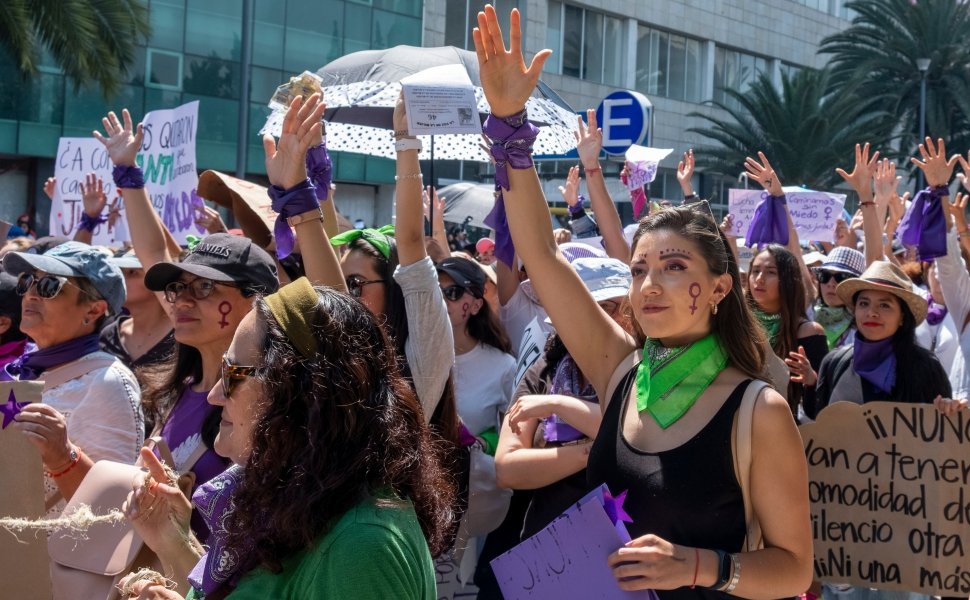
top-left (264, 277), bottom-right (319, 359)
top-left (329, 225), bottom-right (395, 259)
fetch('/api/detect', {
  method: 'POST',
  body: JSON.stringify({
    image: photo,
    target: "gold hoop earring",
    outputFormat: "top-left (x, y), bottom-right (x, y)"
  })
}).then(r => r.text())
top-left (711, 303), bottom-right (718, 316)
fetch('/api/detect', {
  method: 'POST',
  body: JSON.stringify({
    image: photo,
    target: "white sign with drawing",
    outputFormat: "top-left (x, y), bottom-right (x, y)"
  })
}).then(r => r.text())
top-left (728, 186), bottom-right (846, 243)
top-left (401, 65), bottom-right (481, 136)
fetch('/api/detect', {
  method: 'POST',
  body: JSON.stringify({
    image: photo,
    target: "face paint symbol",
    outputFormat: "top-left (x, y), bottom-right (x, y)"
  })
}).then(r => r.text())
top-left (688, 282), bottom-right (702, 315)
top-left (218, 301), bottom-right (232, 329)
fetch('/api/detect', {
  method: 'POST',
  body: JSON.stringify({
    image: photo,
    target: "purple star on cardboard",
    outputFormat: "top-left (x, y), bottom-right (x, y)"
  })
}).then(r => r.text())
top-left (602, 489), bottom-right (633, 525)
top-left (0, 389), bottom-right (27, 429)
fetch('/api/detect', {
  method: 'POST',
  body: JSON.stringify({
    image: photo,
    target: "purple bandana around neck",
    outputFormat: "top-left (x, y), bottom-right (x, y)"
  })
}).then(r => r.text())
top-left (853, 333), bottom-right (896, 395)
top-left (897, 186), bottom-right (948, 260)
top-left (745, 192), bottom-right (789, 246)
top-left (544, 353), bottom-right (596, 443)
top-left (5, 333), bottom-right (101, 381)
top-left (267, 178), bottom-right (320, 259)
top-left (482, 113), bottom-right (539, 269)
top-left (926, 292), bottom-right (948, 326)
top-left (306, 142), bottom-right (333, 202)
top-left (188, 464), bottom-right (249, 596)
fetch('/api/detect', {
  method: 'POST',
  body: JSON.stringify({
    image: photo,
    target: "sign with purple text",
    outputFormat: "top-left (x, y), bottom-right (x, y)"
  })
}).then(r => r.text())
top-left (728, 187), bottom-right (846, 243)
top-left (50, 101), bottom-right (204, 246)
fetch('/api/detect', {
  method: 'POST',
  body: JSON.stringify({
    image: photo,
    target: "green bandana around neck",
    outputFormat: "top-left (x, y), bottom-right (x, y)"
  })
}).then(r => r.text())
top-left (752, 307), bottom-right (782, 347)
top-left (814, 304), bottom-right (852, 350)
top-left (635, 334), bottom-right (728, 428)
top-left (329, 225), bottom-right (395, 259)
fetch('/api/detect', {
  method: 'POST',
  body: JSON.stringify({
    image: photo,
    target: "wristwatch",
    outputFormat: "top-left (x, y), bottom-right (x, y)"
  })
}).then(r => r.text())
top-left (712, 549), bottom-right (732, 590)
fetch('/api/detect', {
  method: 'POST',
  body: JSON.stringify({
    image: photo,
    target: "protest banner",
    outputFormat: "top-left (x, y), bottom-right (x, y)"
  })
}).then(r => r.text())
top-left (800, 402), bottom-right (970, 595)
top-left (50, 101), bottom-right (205, 246)
top-left (728, 186), bottom-right (846, 243)
top-left (0, 381), bottom-right (49, 599)
top-left (401, 64), bottom-right (482, 136)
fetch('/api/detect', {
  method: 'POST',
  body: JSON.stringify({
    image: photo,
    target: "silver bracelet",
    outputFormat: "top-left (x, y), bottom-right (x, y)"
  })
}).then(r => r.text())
top-left (722, 553), bottom-right (741, 593)
top-left (394, 173), bottom-right (423, 181)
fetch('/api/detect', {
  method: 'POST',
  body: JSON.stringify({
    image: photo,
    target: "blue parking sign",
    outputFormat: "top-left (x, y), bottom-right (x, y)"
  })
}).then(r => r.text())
top-left (595, 90), bottom-right (652, 155)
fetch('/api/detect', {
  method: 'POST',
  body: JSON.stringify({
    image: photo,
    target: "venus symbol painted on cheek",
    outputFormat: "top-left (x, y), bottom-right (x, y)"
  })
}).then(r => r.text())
top-left (688, 283), bottom-right (701, 315)
top-left (461, 302), bottom-right (470, 320)
top-left (218, 301), bottom-right (232, 329)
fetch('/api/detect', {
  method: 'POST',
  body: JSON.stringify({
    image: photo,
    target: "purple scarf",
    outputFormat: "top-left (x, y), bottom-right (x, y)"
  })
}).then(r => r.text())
top-left (897, 186), bottom-right (948, 260)
top-left (926, 292), bottom-right (948, 326)
top-left (483, 112), bottom-right (539, 268)
top-left (543, 354), bottom-right (596, 443)
top-left (188, 465), bottom-right (250, 596)
top-left (4, 333), bottom-right (101, 381)
top-left (853, 333), bottom-right (896, 395)
top-left (267, 179), bottom-right (320, 259)
top-left (0, 339), bottom-right (33, 374)
top-left (306, 142), bottom-right (333, 202)
top-left (745, 192), bottom-right (789, 246)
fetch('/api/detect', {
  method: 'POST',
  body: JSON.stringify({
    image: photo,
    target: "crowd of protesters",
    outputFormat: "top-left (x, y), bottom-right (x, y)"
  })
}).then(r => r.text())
top-left (1, 5), bottom-right (969, 600)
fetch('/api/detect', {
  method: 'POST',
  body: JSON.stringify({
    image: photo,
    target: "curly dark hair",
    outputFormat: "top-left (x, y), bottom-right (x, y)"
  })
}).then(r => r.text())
top-left (224, 287), bottom-right (455, 575)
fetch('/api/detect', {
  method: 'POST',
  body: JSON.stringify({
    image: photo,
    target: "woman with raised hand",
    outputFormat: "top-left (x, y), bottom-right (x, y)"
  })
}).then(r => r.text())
top-left (573, 109), bottom-right (630, 261)
top-left (122, 279), bottom-right (453, 599)
top-left (472, 6), bottom-right (812, 598)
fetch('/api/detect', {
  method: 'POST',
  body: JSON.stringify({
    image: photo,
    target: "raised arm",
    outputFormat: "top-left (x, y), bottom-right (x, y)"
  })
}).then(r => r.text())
top-left (425, 187), bottom-right (451, 254)
top-left (835, 143), bottom-right (882, 266)
top-left (474, 6), bottom-right (633, 399)
top-left (577, 110), bottom-right (629, 260)
top-left (677, 148), bottom-right (697, 201)
top-left (872, 159), bottom-right (901, 261)
top-left (74, 173), bottom-right (108, 245)
top-left (391, 94), bottom-right (428, 267)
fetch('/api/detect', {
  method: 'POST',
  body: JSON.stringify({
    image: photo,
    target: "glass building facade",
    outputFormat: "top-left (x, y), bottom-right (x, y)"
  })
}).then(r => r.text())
top-left (0, 0), bottom-right (423, 227)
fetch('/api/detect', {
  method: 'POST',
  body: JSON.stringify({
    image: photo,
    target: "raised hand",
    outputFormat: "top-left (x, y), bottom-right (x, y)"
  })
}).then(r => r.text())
top-left (835, 142), bottom-right (880, 196)
top-left (80, 172), bottom-right (107, 218)
top-left (558, 165), bottom-right (581, 207)
top-left (911, 137), bottom-right (959, 188)
top-left (575, 110), bottom-right (603, 169)
top-left (956, 151), bottom-right (970, 192)
top-left (473, 5), bottom-right (551, 117)
top-left (677, 149), bottom-right (695, 195)
top-left (262, 93), bottom-right (326, 189)
top-left (93, 109), bottom-right (144, 167)
top-left (950, 192), bottom-right (969, 233)
top-left (833, 218), bottom-right (854, 248)
top-left (872, 159), bottom-right (900, 203)
top-left (194, 205), bottom-right (227, 234)
top-left (848, 209), bottom-right (864, 232)
top-left (43, 177), bottom-right (56, 200)
top-left (744, 151), bottom-right (784, 196)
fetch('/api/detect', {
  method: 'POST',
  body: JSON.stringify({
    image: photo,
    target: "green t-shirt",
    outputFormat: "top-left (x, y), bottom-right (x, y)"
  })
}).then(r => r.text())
top-left (187, 497), bottom-right (435, 600)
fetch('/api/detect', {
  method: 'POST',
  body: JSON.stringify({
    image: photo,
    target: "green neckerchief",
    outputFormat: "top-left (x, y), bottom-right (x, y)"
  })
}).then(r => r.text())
top-left (635, 334), bottom-right (728, 429)
top-left (814, 304), bottom-right (852, 350)
top-left (752, 307), bottom-right (782, 347)
top-left (329, 225), bottom-right (395, 259)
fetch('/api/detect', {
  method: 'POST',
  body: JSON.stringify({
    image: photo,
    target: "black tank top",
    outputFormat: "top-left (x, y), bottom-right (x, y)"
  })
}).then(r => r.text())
top-left (587, 367), bottom-right (749, 600)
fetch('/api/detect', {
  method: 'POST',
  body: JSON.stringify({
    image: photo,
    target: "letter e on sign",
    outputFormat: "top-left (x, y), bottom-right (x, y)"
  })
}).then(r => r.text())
top-left (595, 90), bottom-right (652, 155)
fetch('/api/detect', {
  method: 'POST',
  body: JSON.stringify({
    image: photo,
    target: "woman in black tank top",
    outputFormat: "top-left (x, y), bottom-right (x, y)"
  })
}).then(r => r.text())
top-left (471, 28), bottom-right (814, 596)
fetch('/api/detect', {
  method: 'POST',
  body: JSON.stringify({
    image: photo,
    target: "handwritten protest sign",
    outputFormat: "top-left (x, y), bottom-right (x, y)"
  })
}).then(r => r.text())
top-left (50, 101), bottom-right (204, 246)
top-left (0, 381), bottom-right (49, 600)
top-left (513, 316), bottom-right (546, 385)
top-left (800, 402), bottom-right (970, 595)
top-left (728, 186), bottom-right (845, 243)
top-left (402, 65), bottom-right (481, 136)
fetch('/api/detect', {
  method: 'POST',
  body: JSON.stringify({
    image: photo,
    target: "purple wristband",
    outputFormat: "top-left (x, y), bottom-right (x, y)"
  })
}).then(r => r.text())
top-left (77, 212), bottom-right (107, 232)
top-left (267, 179), bottom-right (320, 259)
top-left (569, 194), bottom-right (586, 217)
top-left (306, 142), bottom-right (333, 202)
top-left (112, 165), bottom-right (145, 189)
top-left (482, 110), bottom-right (539, 191)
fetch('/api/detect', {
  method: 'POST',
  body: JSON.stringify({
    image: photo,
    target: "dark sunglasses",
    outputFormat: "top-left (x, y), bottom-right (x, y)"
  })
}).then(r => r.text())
top-left (222, 354), bottom-right (256, 397)
top-left (440, 284), bottom-right (468, 302)
top-left (16, 272), bottom-right (89, 300)
top-left (164, 278), bottom-right (232, 303)
top-left (345, 274), bottom-right (384, 299)
top-left (815, 270), bottom-right (852, 284)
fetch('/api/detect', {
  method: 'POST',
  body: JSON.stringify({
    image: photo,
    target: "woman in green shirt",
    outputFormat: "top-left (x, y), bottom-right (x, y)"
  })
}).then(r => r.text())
top-left (123, 277), bottom-right (453, 599)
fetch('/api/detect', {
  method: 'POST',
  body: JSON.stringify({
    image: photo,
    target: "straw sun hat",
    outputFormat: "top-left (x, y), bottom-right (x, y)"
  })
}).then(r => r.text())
top-left (836, 261), bottom-right (928, 325)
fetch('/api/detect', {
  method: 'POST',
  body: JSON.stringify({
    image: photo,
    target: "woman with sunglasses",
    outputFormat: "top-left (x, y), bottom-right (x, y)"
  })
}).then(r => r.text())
top-left (809, 247), bottom-right (865, 350)
top-left (472, 7), bottom-right (812, 598)
top-left (122, 279), bottom-right (453, 599)
top-left (3, 242), bottom-right (143, 512)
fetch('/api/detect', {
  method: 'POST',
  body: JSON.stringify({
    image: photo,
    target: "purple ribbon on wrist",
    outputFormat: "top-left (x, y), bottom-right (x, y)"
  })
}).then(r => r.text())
top-left (482, 111), bottom-right (540, 268)
top-left (745, 192), bottom-right (789, 246)
top-left (569, 194), bottom-right (587, 217)
top-left (77, 212), bottom-right (107, 233)
top-left (267, 179), bottom-right (320, 259)
top-left (112, 165), bottom-right (144, 189)
top-left (306, 142), bottom-right (333, 202)
top-left (897, 185), bottom-right (948, 260)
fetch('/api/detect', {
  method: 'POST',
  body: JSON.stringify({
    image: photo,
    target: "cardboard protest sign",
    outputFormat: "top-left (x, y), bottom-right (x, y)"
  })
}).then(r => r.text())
top-left (800, 402), bottom-right (970, 595)
top-left (0, 381), bottom-right (50, 600)
top-left (491, 485), bottom-right (655, 600)
top-left (50, 137), bottom-right (130, 245)
top-left (401, 65), bottom-right (481, 136)
top-left (728, 187), bottom-right (846, 243)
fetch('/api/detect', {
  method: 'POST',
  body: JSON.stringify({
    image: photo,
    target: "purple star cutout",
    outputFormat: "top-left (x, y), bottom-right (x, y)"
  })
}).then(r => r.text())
top-left (603, 489), bottom-right (634, 526)
top-left (0, 389), bottom-right (28, 429)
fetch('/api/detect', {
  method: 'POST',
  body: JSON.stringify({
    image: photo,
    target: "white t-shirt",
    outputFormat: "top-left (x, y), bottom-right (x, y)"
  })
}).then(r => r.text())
top-left (500, 281), bottom-right (554, 357)
top-left (453, 342), bottom-right (516, 436)
top-left (935, 231), bottom-right (970, 398)
top-left (915, 311), bottom-right (959, 379)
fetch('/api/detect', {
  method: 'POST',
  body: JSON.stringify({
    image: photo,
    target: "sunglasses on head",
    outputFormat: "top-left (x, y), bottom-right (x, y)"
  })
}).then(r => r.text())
top-left (164, 278), bottom-right (232, 303)
top-left (16, 272), bottom-right (91, 300)
top-left (345, 274), bottom-right (384, 299)
top-left (221, 354), bottom-right (256, 397)
top-left (815, 270), bottom-right (852, 284)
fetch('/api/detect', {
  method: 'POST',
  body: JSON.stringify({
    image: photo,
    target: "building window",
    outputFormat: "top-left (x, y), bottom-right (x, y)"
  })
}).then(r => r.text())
top-left (547, 1), bottom-right (624, 87)
top-left (636, 25), bottom-right (703, 102)
top-left (714, 47), bottom-right (767, 108)
top-left (445, 0), bottom-right (520, 50)
top-left (147, 49), bottom-right (183, 90)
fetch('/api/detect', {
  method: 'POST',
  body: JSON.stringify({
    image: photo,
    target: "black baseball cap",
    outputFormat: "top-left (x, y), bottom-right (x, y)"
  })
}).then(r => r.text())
top-left (145, 233), bottom-right (279, 295)
top-left (436, 256), bottom-right (485, 298)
